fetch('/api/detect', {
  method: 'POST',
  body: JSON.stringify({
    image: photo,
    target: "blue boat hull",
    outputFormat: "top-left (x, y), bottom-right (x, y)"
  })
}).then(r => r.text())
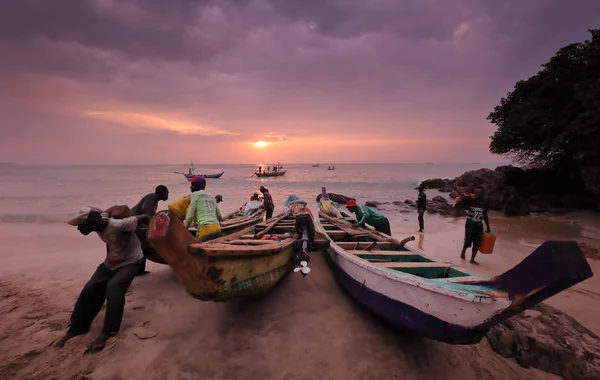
top-left (323, 251), bottom-right (489, 344)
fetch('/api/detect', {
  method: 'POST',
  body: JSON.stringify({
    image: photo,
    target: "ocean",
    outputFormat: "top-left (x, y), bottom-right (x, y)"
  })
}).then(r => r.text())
top-left (0, 163), bottom-right (494, 225)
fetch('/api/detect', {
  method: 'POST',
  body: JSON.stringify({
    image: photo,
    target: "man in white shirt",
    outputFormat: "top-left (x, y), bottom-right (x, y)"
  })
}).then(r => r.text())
top-left (54, 207), bottom-right (148, 353)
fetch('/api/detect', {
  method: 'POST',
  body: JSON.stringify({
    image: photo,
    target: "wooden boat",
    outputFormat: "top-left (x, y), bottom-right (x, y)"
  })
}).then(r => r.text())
top-left (316, 199), bottom-right (594, 344)
top-left (148, 206), bottom-right (328, 301)
top-left (188, 208), bottom-right (265, 237)
top-left (313, 163), bottom-right (319, 167)
top-left (255, 170), bottom-right (287, 177)
top-left (177, 171), bottom-right (224, 179)
top-left (174, 161), bottom-right (224, 179)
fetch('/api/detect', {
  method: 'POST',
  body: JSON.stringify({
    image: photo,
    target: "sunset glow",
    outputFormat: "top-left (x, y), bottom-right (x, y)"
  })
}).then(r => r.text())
top-left (254, 141), bottom-right (268, 148)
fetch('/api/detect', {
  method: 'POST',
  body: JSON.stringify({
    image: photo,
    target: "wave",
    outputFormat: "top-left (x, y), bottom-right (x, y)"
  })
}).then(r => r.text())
top-left (0, 213), bottom-right (70, 224)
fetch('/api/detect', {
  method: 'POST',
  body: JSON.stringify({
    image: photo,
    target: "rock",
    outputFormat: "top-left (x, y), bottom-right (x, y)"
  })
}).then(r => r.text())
top-left (440, 181), bottom-right (456, 192)
top-left (527, 194), bottom-right (558, 213)
top-left (399, 209), bottom-right (412, 214)
top-left (316, 193), bottom-right (355, 204)
top-left (365, 201), bottom-right (380, 208)
top-left (487, 304), bottom-right (600, 380)
top-left (432, 195), bottom-right (449, 204)
top-left (404, 199), bottom-right (415, 205)
top-left (449, 190), bottom-right (460, 199)
top-left (503, 194), bottom-right (530, 216)
top-left (419, 178), bottom-right (447, 189)
top-left (560, 194), bottom-right (583, 210)
top-left (392, 201), bottom-right (404, 206)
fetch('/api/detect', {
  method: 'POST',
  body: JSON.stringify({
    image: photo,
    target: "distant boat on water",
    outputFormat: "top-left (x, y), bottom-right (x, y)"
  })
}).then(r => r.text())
top-left (313, 163), bottom-right (320, 167)
top-left (254, 170), bottom-right (287, 177)
top-left (174, 160), bottom-right (224, 179)
top-left (328, 166), bottom-right (335, 171)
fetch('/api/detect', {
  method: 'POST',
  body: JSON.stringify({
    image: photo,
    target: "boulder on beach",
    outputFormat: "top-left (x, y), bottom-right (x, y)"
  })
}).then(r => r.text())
top-left (419, 178), bottom-right (448, 189)
top-left (365, 201), bottom-right (380, 208)
top-left (503, 194), bottom-right (531, 216)
top-left (487, 303), bottom-right (600, 380)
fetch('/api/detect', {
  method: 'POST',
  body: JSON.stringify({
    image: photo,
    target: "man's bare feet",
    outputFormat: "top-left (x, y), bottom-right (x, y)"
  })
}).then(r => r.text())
top-left (84, 332), bottom-right (111, 354)
top-left (53, 330), bottom-right (77, 348)
top-left (460, 253), bottom-right (466, 260)
top-left (470, 260), bottom-right (480, 265)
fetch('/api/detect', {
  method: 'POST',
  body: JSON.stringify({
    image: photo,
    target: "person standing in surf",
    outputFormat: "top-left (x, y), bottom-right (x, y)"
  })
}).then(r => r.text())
top-left (453, 186), bottom-right (491, 265)
top-left (259, 186), bottom-right (275, 220)
top-left (417, 185), bottom-right (426, 232)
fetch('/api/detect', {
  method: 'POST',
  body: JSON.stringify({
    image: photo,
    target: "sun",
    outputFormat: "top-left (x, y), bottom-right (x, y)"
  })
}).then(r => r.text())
top-left (254, 140), bottom-right (268, 148)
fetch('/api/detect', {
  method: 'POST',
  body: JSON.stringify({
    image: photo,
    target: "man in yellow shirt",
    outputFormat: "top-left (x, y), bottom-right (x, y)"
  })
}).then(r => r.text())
top-left (184, 177), bottom-right (222, 242)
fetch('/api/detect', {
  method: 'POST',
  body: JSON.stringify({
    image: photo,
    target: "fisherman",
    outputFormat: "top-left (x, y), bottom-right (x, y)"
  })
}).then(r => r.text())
top-left (416, 185), bottom-right (427, 232)
top-left (258, 166), bottom-right (262, 174)
top-left (55, 207), bottom-right (149, 353)
top-left (453, 186), bottom-right (491, 265)
top-left (242, 193), bottom-right (263, 216)
top-left (131, 185), bottom-right (169, 275)
top-left (259, 185), bottom-right (275, 220)
top-left (188, 168), bottom-right (192, 176)
top-left (215, 194), bottom-right (223, 204)
top-left (185, 177), bottom-right (222, 242)
top-left (346, 199), bottom-right (392, 235)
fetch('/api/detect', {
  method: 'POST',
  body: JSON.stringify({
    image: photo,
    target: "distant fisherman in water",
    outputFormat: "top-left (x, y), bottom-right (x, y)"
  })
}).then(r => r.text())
top-left (185, 177), bottom-right (222, 242)
top-left (259, 186), bottom-right (274, 220)
top-left (215, 194), bottom-right (223, 204)
top-left (453, 186), bottom-right (491, 265)
top-left (346, 200), bottom-right (392, 235)
top-left (131, 185), bottom-right (169, 275)
top-left (417, 185), bottom-right (426, 232)
top-left (55, 207), bottom-right (149, 353)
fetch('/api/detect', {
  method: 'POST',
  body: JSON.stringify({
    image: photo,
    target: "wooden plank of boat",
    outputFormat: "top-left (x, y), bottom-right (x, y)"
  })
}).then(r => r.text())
top-left (148, 209), bottom-right (295, 301)
top-left (254, 211), bottom-right (292, 238)
top-left (336, 241), bottom-right (397, 250)
top-left (316, 203), bottom-right (594, 344)
top-left (347, 250), bottom-right (417, 257)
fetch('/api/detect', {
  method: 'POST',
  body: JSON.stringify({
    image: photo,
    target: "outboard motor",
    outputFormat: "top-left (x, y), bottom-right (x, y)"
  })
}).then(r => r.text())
top-left (293, 206), bottom-right (315, 277)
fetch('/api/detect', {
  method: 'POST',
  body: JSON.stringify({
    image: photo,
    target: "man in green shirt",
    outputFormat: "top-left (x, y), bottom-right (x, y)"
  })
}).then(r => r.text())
top-left (346, 199), bottom-right (392, 235)
top-left (184, 177), bottom-right (222, 242)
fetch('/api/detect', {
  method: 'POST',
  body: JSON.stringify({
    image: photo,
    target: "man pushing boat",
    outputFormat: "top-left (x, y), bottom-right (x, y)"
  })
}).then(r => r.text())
top-left (55, 207), bottom-right (149, 353)
top-left (185, 176), bottom-right (223, 242)
top-left (345, 200), bottom-right (392, 235)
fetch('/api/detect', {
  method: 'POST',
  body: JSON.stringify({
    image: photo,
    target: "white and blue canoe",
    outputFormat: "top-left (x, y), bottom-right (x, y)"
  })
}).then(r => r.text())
top-left (316, 207), bottom-right (594, 345)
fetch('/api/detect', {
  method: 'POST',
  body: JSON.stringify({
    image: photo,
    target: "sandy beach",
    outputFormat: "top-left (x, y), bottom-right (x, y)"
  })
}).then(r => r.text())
top-left (1, 210), bottom-right (598, 380)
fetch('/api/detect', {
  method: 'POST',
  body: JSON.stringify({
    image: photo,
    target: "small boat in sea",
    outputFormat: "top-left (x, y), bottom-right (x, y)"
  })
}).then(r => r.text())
top-left (316, 193), bottom-right (594, 344)
top-left (174, 161), bottom-right (224, 179)
top-left (313, 163), bottom-right (320, 167)
top-left (328, 166), bottom-right (335, 170)
top-left (255, 170), bottom-right (287, 177)
top-left (148, 199), bottom-right (328, 301)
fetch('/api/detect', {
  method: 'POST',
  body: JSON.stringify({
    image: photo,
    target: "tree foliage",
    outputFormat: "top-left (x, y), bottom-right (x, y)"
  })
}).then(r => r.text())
top-left (488, 29), bottom-right (600, 169)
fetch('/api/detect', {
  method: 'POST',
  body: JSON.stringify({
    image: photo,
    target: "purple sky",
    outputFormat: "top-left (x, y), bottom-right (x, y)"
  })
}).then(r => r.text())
top-left (1, 0), bottom-right (599, 164)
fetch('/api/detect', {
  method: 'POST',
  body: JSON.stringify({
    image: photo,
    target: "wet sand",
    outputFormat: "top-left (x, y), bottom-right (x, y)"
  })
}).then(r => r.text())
top-left (1, 211), bottom-right (598, 380)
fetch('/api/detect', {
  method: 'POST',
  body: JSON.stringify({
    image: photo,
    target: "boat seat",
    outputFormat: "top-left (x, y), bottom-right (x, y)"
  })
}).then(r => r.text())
top-left (375, 262), bottom-right (451, 269)
top-left (439, 276), bottom-right (486, 283)
top-left (336, 242), bottom-right (397, 250)
top-left (347, 250), bottom-right (415, 257)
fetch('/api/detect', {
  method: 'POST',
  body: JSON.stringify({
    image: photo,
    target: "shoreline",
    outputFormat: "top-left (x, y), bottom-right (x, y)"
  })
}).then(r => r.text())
top-left (0, 209), bottom-right (598, 379)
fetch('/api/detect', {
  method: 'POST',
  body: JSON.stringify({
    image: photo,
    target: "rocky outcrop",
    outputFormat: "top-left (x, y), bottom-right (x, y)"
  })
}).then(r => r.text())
top-left (365, 201), bottom-right (380, 208)
top-left (426, 195), bottom-right (464, 216)
top-left (420, 165), bottom-right (599, 215)
top-left (487, 304), bottom-right (600, 380)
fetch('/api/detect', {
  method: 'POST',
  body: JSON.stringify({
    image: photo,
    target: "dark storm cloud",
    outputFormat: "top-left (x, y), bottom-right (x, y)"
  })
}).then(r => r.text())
top-left (1, 0), bottom-right (600, 164)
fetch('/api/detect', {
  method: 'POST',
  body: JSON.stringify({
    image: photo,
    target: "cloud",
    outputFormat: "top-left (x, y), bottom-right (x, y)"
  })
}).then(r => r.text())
top-left (86, 111), bottom-right (240, 136)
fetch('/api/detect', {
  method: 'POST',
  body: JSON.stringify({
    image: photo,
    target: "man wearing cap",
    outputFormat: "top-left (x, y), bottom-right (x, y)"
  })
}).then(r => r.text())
top-left (346, 200), bottom-right (392, 235)
top-left (215, 194), bottom-right (223, 204)
top-left (55, 207), bottom-right (149, 353)
top-left (259, 186), bottom-right (274, 220)
top-left (185, 176), bottom-right (222, 242)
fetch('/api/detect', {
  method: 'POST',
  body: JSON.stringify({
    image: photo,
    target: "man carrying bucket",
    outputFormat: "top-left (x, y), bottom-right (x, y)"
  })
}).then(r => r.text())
top-left (454, 186), bottom-right (491, 265)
